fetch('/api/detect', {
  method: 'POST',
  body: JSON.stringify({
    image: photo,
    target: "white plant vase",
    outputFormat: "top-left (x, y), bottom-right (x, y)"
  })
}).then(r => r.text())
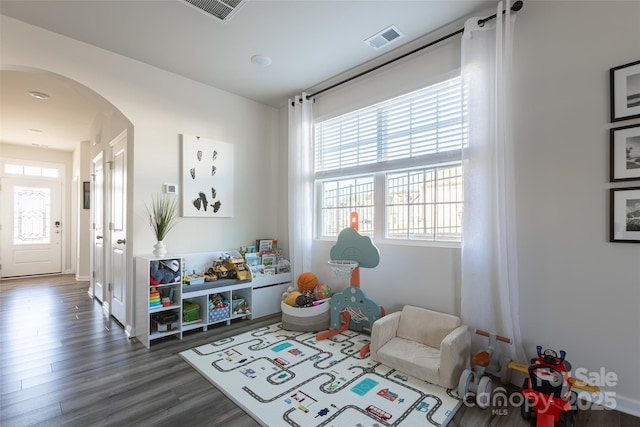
top-left (153, 241), bottom-right (167, 257)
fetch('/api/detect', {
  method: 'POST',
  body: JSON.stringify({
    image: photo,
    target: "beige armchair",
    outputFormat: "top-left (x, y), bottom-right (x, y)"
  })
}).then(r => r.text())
top-left (370, 305), bottom-right (470, 389)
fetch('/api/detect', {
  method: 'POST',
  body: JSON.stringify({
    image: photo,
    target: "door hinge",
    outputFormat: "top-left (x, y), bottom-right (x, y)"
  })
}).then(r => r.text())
top-left (107, 161), bottom-right (114, 170)
top-left (108, 283), bottom-right (112, 291)
top-left (92, 271), bottom-right (95, 279)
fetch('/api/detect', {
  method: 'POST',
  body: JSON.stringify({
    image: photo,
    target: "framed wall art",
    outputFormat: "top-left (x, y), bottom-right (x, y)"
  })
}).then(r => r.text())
top-left (610, 187), bottom-right (640, 243)
top-left (610, 59), bottom-right (640, 122)
top-left (181, 134), bottom-right (234, 218)
top-left (610, 123), bottom-right (640, 182)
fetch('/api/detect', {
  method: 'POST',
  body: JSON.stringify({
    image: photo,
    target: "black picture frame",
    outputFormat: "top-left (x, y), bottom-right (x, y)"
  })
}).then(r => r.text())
top-left (610, 123), bottom-right (640, 182)
top-left (83, 181), bottom-right (90, 209)
top-left (610, 59), bottom-right (640, 122)
top-left (610, 187), bottom-right (640, 243)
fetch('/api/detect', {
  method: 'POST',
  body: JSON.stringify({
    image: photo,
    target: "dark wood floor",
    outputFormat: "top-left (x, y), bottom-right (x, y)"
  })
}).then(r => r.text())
top-left (1, 275), bottom-right (637, 427)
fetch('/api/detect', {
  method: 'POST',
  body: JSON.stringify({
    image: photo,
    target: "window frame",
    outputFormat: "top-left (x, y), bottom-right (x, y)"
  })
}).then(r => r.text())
top-left (313, 74), bottom-right (464, 247)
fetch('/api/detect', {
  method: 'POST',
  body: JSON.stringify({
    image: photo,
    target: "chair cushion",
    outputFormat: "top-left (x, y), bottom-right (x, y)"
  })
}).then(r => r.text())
top-left (376, 337), bottom-right (440, 384)
top-left (397, 305), bottom-right (461, 349)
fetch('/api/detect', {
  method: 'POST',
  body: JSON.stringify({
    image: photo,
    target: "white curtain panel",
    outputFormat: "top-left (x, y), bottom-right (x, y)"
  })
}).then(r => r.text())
top-left (460, 1), bottom-right (526, 364)
top-left (287, 94), bottom-right (314, 281)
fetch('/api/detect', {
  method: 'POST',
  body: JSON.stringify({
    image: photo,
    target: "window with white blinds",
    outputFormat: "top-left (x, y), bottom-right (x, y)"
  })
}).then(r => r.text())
top-left (314, 76), bottom-right (463, 176)
top-left (314, 75), bottom-right (464, 243)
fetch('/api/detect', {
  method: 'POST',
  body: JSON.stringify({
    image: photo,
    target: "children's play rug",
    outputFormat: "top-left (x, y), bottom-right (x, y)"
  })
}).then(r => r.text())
top-left (179, 323), bottom-right (461, 427)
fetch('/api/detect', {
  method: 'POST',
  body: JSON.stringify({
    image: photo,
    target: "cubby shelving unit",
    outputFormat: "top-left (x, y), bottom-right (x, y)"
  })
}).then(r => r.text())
top-left (135, 251), bottom-right (291, 348)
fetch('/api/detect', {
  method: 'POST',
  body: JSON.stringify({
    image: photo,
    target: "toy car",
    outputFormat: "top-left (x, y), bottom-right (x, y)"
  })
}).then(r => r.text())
top-left (224, 256), bottom-right (251, 281)
top-left (520, 346), bottom-right (578, 427)
top-left (208, 258), bottom-right (233, 280)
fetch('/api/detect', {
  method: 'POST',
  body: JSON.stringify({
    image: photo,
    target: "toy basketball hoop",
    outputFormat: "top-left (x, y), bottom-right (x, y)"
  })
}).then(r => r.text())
top-left (328, 260), bottom-right (358, 286)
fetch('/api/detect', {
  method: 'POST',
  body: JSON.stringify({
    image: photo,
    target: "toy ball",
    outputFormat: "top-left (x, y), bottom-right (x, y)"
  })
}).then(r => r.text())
top-left (284, 291), bottom-right (301, 306)
top-left (314, 283), bottom-right (332, 300)
top-left (297, 272), bottom-right (318, 292)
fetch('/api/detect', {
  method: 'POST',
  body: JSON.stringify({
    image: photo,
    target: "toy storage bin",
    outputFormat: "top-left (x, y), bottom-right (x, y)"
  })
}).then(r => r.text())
top-left (208, 293), bottom-right (230, 323)
top-left (281, 300), bottom-right (330, 332)
top-left (231, 296), bottom-right (246, 311)
top-left (182, 300), bottom-right (200, 322)
top-left (208, 305), bottom-right (230, 323)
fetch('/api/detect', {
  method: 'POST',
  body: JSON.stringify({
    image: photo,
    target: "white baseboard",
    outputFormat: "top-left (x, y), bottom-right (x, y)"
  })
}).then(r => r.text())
top-left (576, 389), bottom-right (640, 417)
top-left (611, 394), bottom-right (640, 417)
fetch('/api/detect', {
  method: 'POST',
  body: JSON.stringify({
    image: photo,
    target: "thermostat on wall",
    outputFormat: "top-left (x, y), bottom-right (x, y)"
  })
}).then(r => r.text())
top-left (164, 183), bottom-right (178, 194)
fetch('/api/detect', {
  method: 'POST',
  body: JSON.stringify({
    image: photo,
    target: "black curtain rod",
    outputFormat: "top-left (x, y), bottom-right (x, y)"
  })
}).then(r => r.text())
top-left (304, 0), bottom-right (523, 101)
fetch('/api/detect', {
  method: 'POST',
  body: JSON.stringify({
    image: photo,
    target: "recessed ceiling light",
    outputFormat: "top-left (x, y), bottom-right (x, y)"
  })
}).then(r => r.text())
top-left (251, 54), bottom-right (272, 66)
top-left (28, 128), bottom-right (43, 134)
top-left (29, 91), bottom-right (50, 100)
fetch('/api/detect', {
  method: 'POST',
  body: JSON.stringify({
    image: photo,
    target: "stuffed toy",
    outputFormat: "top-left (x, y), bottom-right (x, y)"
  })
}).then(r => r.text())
top-left (150, 260), bottom-right (180, 285)
top-left (283, 290), bottom-right (302, 307)
top-left (295, 292), bottom-right (314, 308)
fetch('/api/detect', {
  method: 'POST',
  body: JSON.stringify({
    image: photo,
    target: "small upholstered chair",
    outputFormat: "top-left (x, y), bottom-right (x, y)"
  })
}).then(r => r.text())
top-left (370, 305), bottom-right (470, 389)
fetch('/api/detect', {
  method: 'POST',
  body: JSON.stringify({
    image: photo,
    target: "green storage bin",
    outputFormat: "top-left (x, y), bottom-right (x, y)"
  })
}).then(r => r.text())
top-left (182, 301), bottom-right (200, 322)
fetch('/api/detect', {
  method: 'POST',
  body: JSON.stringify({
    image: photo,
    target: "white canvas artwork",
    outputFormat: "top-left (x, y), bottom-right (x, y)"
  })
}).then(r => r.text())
top-left (181, 134), bottom-right (234, 217)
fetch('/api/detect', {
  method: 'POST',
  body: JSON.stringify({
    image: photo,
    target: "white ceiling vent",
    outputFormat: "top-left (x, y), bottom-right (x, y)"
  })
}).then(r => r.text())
top-left (365, 25), bottom-right (404, 50)
top-left (183, 0), bottom-right (247, 22)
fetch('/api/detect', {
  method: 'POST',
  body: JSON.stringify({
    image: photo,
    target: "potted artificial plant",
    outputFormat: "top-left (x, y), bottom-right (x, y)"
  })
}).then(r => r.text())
top-left (145, 193), bottom-right (179, 257)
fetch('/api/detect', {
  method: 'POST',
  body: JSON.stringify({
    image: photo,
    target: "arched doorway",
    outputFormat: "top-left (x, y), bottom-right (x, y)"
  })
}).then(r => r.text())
top-left (0, 68), bottom-right (133, 327)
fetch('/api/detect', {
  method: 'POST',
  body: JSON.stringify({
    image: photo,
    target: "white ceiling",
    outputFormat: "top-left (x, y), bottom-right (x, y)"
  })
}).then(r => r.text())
top-left (0, 0), bottom-right (495, 151)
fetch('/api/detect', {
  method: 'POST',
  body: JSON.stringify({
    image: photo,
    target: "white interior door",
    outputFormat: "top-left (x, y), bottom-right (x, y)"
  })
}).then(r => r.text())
top-left (91, 153), bottom-right (105, 303)
top-left (110, 132), bottom-right (127, 325)
top-left (0, 177), bottom-right (62, 278)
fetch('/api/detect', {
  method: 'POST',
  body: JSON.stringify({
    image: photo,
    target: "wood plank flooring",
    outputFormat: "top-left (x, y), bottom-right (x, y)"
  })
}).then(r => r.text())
top-left (1, 275), bottom-right (637, 427)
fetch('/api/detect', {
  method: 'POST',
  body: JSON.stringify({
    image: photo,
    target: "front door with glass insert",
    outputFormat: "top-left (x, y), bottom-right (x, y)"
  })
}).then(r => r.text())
top-left (0, 177), bottom-right (62, 278)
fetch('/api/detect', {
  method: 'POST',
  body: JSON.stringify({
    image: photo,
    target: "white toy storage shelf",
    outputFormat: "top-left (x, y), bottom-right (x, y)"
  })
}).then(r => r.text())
top-left (135, 252), bottom-right (291, 348)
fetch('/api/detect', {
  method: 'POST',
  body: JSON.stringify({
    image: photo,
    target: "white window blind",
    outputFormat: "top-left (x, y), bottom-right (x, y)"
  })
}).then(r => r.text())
top-left (314, 76), bottom-right (463, 176)
top-left (314, 75), bottom-right (464, 242)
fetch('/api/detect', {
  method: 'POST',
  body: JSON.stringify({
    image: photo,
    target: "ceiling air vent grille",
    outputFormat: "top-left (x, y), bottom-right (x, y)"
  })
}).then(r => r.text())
top-left (365, 25), bottom-right (404, 50)
top-left (183, 0), bottom-right (246, 22)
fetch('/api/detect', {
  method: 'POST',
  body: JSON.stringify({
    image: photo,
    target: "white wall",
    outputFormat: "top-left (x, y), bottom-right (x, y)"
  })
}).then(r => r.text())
top-left (292, 1), bottom-right (640, 414)
top-left (74, 141), bottom-right (91, 280)
top-left (512, 0), bottom-right (640, 414)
